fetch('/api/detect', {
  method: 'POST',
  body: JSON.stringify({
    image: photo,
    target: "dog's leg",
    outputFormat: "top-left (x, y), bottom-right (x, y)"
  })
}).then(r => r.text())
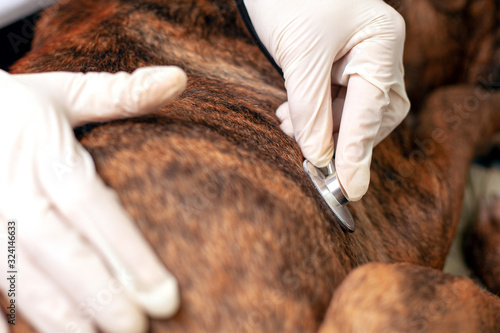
top-left (464, 195), bottom-right (500, 295)
top-left (410, 85), bottom-right (500, 256)
top-left (318, 262), bottom-right (500, 333)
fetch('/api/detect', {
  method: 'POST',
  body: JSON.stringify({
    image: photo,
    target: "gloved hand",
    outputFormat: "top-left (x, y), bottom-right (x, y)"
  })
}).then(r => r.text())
top-left (0, 66), bottom-right (187, 333)
top-left (244, 0), bottom-right (410, 201)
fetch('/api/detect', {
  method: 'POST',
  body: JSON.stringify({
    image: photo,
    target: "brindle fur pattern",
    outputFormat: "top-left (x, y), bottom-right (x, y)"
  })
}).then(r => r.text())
top-left (4, 0), bottom-right (500, 331)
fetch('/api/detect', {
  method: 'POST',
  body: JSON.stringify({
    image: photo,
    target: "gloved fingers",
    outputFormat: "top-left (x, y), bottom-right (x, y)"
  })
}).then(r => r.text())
top-left (28, 98), bottom-right (179, 320)
top-left (276, 87), bottom-right (344, 148)
top-left (0, 233), bottom-right (96, 333)
top-left (330, 2), bottom-right (407, 111)
top-left (56, 180), bottom-right (180, 319)
top-left (36, 140), bottom-right (179, 319)
top-left (18, 261), bottom-right (95, 333)
top-left (276, 102), bottom-right (294, 138)
top-left (18, 208), bottom-right (147, 333)
top-left (335, 75), bottom-right (385, 201)
top-left (14, 66), bottom-right (187, 127)
top-left (373, 89), bottom-right (410, 146)
top-left (276, 97), bottom-right (343, 152)
top-left (0, 317), bottom-right (7, 333)
top-left (283, 54), bottom-right (335, 168)
top-left (332, 4), bottom-right (409, 201)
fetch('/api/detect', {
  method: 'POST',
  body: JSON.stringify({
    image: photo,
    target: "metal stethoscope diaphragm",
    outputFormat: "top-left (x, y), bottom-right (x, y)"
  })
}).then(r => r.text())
top-left (303, 159), bottom-right (356, 232)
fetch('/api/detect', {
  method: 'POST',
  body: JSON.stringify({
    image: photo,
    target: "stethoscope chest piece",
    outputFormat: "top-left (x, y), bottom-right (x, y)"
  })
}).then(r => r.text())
top-left (303, 159), bottom-right (356, 232)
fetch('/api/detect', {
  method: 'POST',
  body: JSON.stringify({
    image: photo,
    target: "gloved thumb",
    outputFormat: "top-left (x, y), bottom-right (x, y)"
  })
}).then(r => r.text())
top-left (275, 102), bottom-right (295, 138)
top-left (335, 75), bottom-right (386, 201)
top-left (14, 66), bottom-right (187, 127)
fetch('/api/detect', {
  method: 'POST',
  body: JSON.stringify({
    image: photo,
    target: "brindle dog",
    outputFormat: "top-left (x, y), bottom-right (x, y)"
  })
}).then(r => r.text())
top-left (4, 0), bottom-right (500, 331)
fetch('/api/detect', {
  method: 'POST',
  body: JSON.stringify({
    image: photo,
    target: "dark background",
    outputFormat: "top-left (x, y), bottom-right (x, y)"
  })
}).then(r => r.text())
top-left (0, 12), bottom-right (40, 71)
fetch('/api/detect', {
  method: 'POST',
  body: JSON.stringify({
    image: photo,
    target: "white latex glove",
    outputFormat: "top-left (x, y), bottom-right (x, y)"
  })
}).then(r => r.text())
top-left (244, 0), bottom-right (410, 201)
top-left (0, 66), bottom-right (187, 333)
top-left (0, 0), bottom-right (57, 28)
